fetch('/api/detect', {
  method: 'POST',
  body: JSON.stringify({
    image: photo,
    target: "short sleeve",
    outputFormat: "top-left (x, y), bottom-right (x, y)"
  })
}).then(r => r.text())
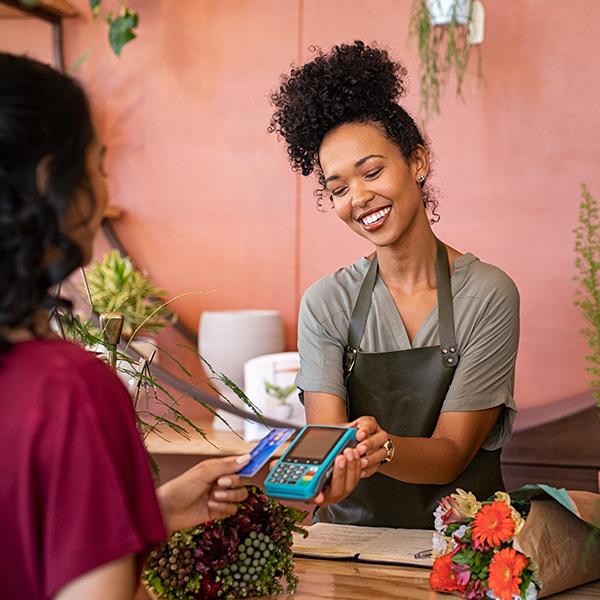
top-left (441, 274), bottom-right (520, 450)
top-left (39, 357), bottom-right (166, 597)
top-left (295, 289), bottom-right (348, 401)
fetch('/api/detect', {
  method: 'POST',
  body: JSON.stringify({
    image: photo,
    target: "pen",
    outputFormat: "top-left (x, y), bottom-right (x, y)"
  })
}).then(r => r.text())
top-left (413, 548), bottom-right (433, 559)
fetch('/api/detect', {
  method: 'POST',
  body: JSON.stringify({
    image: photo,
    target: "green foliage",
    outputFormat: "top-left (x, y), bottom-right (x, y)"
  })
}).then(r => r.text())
top-left (264, 381), bottom-right (297, 404)
top-left (88, 0), bottom-right (139, 57)
top-left (573, 183), bottom-right (600, 407)
top-left (409, 0), bottom-right (480, 119)
top-left (106, 7), bottom-right (139, 57)
top-left (85, 250), bottom-right (172, 339)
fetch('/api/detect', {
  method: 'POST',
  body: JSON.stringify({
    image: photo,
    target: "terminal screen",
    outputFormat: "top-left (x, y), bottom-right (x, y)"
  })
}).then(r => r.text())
top-left (287, 427), bottom-right (345, 461)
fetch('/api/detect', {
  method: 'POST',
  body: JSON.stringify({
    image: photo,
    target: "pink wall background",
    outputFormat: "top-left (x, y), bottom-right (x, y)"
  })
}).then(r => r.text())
top-left (0, 14), bottom-right (54, 60)
top-left (51, 0), bottom-right (600, 414)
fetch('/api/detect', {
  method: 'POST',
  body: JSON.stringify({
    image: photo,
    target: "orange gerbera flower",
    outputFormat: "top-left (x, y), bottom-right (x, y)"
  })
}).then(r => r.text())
top-left (488, 547), bottom-right (529, 600)
top-left (471, 500), bottom-right (516, 549)
top-left (430, 553), bottom-right (463, 593)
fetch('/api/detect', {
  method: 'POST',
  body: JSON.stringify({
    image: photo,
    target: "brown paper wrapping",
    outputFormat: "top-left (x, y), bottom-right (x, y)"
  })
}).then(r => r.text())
top-left (513, 492), bottom-right (600, 597)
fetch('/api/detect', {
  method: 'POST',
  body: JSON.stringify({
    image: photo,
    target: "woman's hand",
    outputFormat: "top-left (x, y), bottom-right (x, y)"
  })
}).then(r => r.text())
top-left (157, 454), bottom-right (251, 534)
top-left (350, 416), bottom-right (390, 478)
top-left (313, 446), bottom-right (361, 507)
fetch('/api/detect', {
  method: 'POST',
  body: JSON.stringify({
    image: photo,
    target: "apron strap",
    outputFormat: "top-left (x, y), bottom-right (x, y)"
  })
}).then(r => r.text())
top-left (435, 238), bottom-right (460, 368)
top-left (348, 254), bottom-right (379, 350)
top-left (346, 239), bottom-right (459, 368)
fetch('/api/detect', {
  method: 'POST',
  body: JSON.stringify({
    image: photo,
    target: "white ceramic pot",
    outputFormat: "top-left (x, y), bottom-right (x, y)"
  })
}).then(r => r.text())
top-left (274, 403), bottom-right (294, 421)
top-left (243, 352), bottom-right (305, 441)
top-left (199, 310), bottom-right (285, 431)
top-left (426, 0), bottom-right (471, 25)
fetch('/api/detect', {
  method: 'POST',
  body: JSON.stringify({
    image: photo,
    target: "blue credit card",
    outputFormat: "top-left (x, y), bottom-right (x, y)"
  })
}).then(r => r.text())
top-left (238, 428), bottom-right (296, 477)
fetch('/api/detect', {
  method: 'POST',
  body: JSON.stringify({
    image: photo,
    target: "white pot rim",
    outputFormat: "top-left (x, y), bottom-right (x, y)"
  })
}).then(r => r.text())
top-left (426, 0), bottom-right (471, 25)
top-left (201, 309), bottom-right (280, 318)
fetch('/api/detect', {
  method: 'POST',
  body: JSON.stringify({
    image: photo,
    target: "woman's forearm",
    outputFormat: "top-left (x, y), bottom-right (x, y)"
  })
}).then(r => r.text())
top-left (379, 435), bottom-right (466, 485)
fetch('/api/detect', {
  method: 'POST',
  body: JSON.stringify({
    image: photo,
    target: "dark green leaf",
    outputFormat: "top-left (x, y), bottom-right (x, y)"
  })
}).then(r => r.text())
top-left (108, 9), bottom-right (139, 57)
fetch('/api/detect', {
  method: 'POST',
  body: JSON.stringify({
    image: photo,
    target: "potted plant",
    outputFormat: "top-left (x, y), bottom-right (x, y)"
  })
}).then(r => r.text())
top-left (574, 183), bottom-right (600, 409)
top-left (85, 249), bottom-right (174, 357)
top-left (409, 0), bottom-right (484, 118)
top-left (573, 183), bottom-right (600, 493)
top-left (265, 381), bottom-right (298, 421)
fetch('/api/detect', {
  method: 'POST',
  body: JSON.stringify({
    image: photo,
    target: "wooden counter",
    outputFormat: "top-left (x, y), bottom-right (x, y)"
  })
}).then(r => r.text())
top-left (145, 557), bottom-right (600, 599)
top-left (146, 424), bottom-right (600, 598)
top-left (146, 424), bottom-right (255, 457)
top-left (278, 558), bottom-right (600, 599)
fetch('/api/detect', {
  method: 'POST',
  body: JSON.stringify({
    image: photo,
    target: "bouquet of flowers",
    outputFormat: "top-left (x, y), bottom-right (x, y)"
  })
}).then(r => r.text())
top-left (429, 486), bottom-right (600, 600)
top-left (144, 487), bottom-right (307, 599)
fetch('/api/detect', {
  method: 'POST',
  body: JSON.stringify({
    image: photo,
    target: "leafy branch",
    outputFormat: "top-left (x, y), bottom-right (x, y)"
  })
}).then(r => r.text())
top-left (573, 183), bottom-right (600, 407)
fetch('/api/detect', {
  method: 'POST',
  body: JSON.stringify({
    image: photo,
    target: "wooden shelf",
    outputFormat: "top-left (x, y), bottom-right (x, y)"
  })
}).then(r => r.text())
top-left (103, 205), bottom-right (124, 221)
top-left (37, 0), bottom-right (77, 16)
top-left (0, 0), bottom-right (77, 19)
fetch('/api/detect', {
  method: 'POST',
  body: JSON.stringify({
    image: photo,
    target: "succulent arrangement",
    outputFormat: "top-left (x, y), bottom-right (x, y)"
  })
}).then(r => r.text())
top-left (144, 487), bottom-right (307, 599)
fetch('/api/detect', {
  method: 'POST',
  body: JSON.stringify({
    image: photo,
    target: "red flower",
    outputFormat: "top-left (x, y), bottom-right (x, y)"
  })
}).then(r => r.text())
top-left (430, 554), bottom-right (468, 593)
top-left (488, 547), bottom-right (529, 600)
top-left (471, 500), bottom-right (516, 549)
top-left (201, 573), bottom-right (221, 599)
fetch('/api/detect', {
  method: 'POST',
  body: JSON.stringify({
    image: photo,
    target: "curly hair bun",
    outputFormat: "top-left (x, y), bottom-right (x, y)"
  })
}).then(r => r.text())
top-left (269, 40), bottom-right (416, 177)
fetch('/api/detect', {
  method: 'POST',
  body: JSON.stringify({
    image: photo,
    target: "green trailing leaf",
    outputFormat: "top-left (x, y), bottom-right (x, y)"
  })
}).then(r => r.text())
top-left (89, 0), bottom-right (101, 17)
top-left (182, 346), bottom-right (265, 424)
top-left (69, 48), bottom-right (94, 74)
top-left (573, 183), bottom-right (600, 407)
top-left (107, 8), bottom-right (139, 57)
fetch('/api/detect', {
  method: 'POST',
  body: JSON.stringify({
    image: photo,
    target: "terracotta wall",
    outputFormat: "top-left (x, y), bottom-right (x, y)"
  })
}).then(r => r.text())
top-left (56, 0), bottom-right (600, 413)
top-left (0, 14), bottom-right (54, 60)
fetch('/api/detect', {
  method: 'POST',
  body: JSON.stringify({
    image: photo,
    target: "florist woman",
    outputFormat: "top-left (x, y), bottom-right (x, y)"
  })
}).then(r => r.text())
top-left (269, 41), bottom-right (520, 528)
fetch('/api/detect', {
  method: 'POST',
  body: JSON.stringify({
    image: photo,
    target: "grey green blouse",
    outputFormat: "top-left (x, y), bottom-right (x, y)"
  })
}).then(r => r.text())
top-left (295, 252), bottom-right (520, 450)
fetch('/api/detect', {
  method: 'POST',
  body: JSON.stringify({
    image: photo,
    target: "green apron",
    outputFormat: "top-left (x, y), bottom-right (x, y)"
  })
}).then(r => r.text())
top-left (318, 239), bottom-right (504, 528)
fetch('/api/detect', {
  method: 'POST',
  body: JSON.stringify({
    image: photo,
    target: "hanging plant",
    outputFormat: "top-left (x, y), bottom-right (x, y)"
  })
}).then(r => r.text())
top-left (90, 0), bottom-right (139, 57)
top-left (409, 0), bottom-right (484, 119)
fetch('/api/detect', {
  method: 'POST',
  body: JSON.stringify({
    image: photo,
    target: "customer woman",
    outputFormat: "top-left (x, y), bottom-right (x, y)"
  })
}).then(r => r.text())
top-left (0, 53), bottom-right (251, 599)
top-left (269, 41), bottom-right (519, 528)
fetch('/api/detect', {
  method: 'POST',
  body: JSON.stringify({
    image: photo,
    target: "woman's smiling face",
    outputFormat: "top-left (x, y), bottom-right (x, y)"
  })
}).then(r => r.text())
top-left (319, 121), bottom-right (429, 248)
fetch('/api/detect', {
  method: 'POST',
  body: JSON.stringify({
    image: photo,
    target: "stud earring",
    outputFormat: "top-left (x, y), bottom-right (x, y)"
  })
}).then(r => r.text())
top-left (416, 174), bottom-right (426, 184)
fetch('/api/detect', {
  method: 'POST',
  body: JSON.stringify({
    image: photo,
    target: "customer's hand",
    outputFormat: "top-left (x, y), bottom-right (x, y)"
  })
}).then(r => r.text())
top-left (157, 454), bottom-right (251, 534)
top-left (313, 446), bottom-right (361, 507)
top-left (349, 416), bottom-right (389, 478)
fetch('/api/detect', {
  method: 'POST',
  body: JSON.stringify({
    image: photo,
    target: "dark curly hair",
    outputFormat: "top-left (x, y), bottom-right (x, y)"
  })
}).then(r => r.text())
top-left (269, 41), bottom-right (438, 215)
top-left (0, 53), bottom-right (95, 352)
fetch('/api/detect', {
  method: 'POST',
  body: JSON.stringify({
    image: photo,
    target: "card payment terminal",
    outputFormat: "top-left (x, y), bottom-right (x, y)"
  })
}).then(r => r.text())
top-left (264, 425), bottom-right (357, 501)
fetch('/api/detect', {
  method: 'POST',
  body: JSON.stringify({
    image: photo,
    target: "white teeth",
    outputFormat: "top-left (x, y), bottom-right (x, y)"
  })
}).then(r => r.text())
top-left (360, 206), bottom-right (391, 225)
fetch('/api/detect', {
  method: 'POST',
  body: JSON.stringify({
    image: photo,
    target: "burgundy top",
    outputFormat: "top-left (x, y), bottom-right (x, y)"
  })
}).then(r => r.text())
top-left (0, 339), bottom-right (166, 599)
